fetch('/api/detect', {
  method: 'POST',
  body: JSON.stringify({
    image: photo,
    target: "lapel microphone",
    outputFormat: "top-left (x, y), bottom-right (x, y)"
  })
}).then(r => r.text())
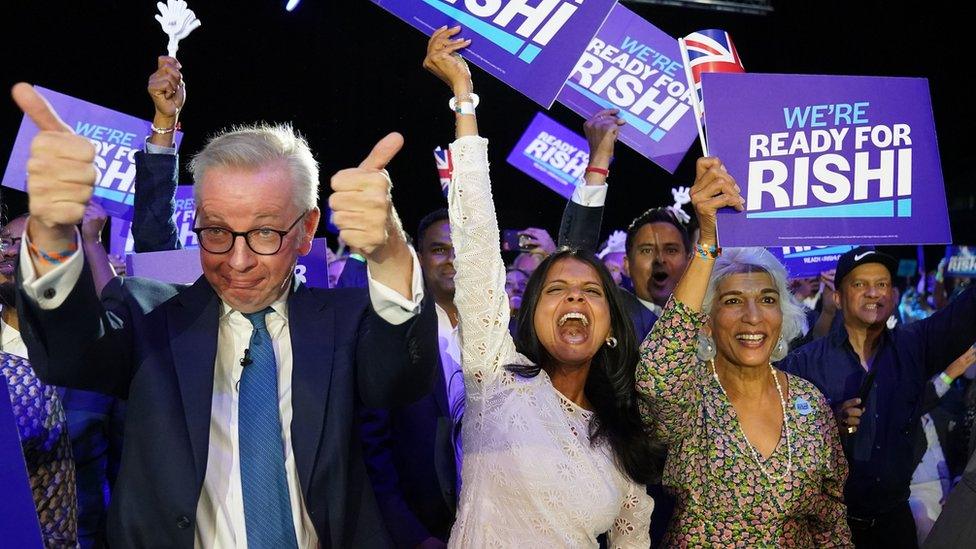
top-left (240, 348), bottom-right (252, 367)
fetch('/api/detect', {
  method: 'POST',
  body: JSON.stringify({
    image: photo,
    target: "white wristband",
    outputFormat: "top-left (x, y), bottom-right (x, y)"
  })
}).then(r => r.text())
top-left (449, 93), bottom-right (480, 114)
top-left (454, 102), bottom-right (476, 116)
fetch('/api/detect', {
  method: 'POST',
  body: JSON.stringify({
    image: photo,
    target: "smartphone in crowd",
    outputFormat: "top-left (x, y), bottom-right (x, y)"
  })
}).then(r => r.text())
top-left (501, 230), bottom-right (534, 252)
top-left (857, 369), bottom-right (878, 408)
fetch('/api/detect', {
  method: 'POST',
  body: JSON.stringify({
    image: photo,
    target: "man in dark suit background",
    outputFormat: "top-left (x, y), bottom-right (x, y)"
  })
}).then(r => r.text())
top-left (11, 80), bottom-right (437, 548)
top-left (359, 209), bottom-right (461, 548)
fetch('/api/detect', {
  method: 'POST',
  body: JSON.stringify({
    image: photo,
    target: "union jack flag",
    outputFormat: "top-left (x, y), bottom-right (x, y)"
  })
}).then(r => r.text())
top-left (681, 29), bottom-right (745, 103)
top-left (433, 146), bottom-right (453, 198)
top-left (679, 29), bottom-right (745, 155)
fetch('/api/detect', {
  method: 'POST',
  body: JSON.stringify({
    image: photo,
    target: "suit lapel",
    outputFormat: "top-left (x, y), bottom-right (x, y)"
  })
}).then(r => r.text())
top-left (288, 282), bottom-right (335, 495)
top-left (168, 276), bottom-right (220, 486)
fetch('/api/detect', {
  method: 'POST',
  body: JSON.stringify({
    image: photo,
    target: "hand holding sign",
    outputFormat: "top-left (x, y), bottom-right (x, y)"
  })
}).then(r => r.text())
top-left (423, 26), bottom-right (473, 95)
top-left (583, 108), bottom-right (624, 170)
top-left (11, 84), bottom-right (95, 273)
top-left (689, 157), bottom-right (744, 245)
top-left (155, 0), bottom-right (201, 58)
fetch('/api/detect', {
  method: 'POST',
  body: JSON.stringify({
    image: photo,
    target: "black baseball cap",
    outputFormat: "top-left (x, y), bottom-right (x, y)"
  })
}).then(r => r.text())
top-left (834, 246), bottom-right (898, 286)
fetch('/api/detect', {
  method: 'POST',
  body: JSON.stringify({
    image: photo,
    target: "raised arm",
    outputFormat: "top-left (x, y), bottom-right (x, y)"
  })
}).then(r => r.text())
top-left (134, 56), bottom-right (185, 252)
top-left (425, 27), bottom-right (529, 391)
top-left (10, 84), bottom-right (149, 399)
top-left (634, 157), bottom-right (744, 438)
top-left (556, 109), bottom-right (623, 254)
top-left (80, 201), bottom-right (117, 296)
top-left (911, 285), bottom-right (976, 377)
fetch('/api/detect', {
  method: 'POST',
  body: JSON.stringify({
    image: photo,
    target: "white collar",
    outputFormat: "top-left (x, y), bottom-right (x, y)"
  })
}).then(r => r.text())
top-left (637, 297), bottom-right (664, 316)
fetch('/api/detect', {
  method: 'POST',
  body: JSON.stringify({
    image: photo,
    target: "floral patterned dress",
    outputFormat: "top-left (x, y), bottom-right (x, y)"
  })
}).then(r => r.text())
top-left (635, 299), bottom-right (852, 547)
top-left (2, 351), bottom-right (77, 548)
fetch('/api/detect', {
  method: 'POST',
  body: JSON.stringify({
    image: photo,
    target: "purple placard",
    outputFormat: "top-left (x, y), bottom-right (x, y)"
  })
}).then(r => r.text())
top-left (767, 245), bottom-right (855, 278)
top-left (556, 4), bottom-right (697, 173)
top-left (0, 380), bottom-right (44, 549)
top-left (506, 112), bottom-right (588, 199)
top-left (110, 186), bottom-right (197, 257)
top-left (126, 238), bottom-right (332, 288)
top-left (370, 0), bottom-right (616, 108)
top-left (704, 73), bottom-right (951, 247)
top-left (2, 87), bottom-right (183, 222)
top-left (946, 246), bottom-right (976, 278)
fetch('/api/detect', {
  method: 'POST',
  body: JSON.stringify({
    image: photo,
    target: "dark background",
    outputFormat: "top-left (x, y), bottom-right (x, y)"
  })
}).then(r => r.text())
top-left (2, 0), bottom-right (972, 266)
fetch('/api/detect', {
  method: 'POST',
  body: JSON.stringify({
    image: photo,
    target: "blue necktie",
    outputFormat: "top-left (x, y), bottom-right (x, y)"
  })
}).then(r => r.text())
top-left (239, 307), bottom-right (299, 549)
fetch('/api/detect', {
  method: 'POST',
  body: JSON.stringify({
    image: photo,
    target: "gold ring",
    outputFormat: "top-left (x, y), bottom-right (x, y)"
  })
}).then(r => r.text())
top-left (846, 425), bottom-right (856, 434)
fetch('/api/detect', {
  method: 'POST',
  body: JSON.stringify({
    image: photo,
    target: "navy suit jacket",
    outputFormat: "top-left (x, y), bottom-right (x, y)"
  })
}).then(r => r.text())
top-left (17, 260), bottom-right (438, 548)
top-left (340, 268), bottom-right (457, 546)
top-left (132, 150), bottom-right (182, 252)
top-left (358, 365), bottom-right (458, 547)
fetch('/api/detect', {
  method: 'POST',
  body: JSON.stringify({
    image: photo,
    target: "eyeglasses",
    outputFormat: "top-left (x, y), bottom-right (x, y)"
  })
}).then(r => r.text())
top-left (192, 212), bottom-right (307, 255)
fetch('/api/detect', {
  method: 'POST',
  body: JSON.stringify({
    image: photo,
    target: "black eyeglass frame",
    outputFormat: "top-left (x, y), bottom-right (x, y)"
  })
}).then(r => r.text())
top-left (191, 212), bottom-right (307, 255)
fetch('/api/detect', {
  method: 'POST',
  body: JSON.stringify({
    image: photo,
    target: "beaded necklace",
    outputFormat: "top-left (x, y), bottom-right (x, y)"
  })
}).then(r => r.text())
top-left (710, 359), bottom-right (794, 483)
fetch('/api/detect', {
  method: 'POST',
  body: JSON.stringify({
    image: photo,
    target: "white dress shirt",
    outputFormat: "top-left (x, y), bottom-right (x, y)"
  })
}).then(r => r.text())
top-left (433, 303), bottom-right (464, 485)
top-left (570, 180), bottom-right (608, 208)
top-left (19, 230), bottom-right (425, 548)
top-left (0, 305), bottom-right (28, 359)
top-left (637, 296), bottom-right (664, 317)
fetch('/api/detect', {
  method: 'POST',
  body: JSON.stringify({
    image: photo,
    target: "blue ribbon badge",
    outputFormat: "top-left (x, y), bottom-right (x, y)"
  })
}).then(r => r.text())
top-left (795, 397), bottom-right (812, 416)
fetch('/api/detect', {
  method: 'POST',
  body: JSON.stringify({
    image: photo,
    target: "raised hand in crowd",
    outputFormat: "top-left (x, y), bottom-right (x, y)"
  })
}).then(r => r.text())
top-left (11, 83), bottom-right (94, 277)
top-left (519, 226), bottom-right (556, 256)
top-left (147, 55), bottom-right (184, 147)
top-left (582, 108), bottom-right (624, 185)
top-left (81, 200), bottom-right (118, 295)
top-left (811, 269), bottom-right (838, 339)
top-left (944, 344), bottom-right (976, 380)
top-left (423, 26), bottom-right (473, 99)
top-left (80, 200), bottom-right (108, 244)
top-left (673, 157), bottom-right (745, 309)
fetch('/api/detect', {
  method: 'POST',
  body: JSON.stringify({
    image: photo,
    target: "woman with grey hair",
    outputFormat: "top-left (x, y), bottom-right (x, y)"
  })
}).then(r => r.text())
top-left (635, 158), bottom-right (852, 547)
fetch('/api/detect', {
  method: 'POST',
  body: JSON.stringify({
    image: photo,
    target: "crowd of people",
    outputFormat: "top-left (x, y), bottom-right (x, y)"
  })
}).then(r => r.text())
top-left (2, 27), bottom-right (976, 548)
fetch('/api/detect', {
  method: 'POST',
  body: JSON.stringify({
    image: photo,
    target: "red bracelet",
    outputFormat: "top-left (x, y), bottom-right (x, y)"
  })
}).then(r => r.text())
top-left (585, 166), bottom-right (609, 176)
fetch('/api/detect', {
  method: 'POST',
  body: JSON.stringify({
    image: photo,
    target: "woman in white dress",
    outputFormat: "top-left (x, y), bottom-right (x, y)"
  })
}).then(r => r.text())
top-left (423, 28), bottom-right (658, 548)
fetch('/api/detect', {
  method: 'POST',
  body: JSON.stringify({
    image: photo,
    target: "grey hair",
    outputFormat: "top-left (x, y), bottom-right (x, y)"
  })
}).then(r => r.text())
top-left (696, 247), bottom-right (809, 362)
top-left (189, 122), bottom-right (319, 211)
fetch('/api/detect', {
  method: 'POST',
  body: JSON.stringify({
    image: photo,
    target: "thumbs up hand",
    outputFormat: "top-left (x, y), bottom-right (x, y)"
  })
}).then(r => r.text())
top-left (329, 132), bottom-right (415, 298)
top-left (328, 132), bottom-right (406, 259)
top-left (11, 83), bottom-right (96, 258)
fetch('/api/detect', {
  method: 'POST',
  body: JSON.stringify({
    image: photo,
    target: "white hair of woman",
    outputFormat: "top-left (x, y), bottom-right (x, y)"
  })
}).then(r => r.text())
top-left (697, 247), bottom-right (809, 362)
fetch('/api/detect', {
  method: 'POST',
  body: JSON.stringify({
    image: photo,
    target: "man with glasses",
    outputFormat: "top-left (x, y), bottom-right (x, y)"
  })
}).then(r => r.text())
top-left (10, 83), bottom-right (437, 548)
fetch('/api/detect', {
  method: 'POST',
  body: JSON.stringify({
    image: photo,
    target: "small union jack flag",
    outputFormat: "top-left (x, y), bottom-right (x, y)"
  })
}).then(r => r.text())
top-left (679, 29), bottom-right (745, 155)
top-left (433, 146), bottom-right (453, 198)
top-left (682, 29), bottom-right (745, 103)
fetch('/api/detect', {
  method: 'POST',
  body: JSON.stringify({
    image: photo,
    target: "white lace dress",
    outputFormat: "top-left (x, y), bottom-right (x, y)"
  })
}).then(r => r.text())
top-left (446, 136), bottom-right (653, 548)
